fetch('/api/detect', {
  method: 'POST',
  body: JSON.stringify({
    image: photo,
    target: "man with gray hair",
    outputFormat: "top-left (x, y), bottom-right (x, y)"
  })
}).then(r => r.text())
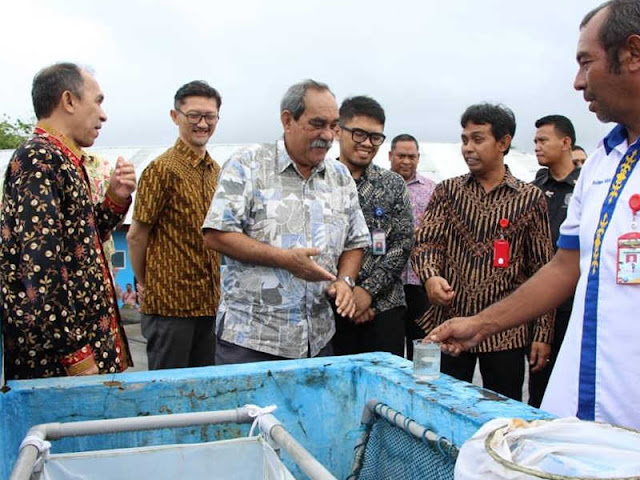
top-left (203, 79), bottom-right (370, 364)
top-left (1, 63), bottom-right (136, 379)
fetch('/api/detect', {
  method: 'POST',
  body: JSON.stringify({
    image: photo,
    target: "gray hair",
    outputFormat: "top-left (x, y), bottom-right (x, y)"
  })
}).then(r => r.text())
top-left (581, 0), bottom-right (640, 73)
top-left (280, 79), bottom-right (334, 120)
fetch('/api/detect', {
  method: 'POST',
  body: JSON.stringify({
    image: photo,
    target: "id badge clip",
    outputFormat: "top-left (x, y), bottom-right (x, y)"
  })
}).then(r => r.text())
top-left (616, 194), bottom-right (640, 285)
top-left (371, 206), bottom-right (386, 256)
top-left (493, 218), bottom-right (510, 268)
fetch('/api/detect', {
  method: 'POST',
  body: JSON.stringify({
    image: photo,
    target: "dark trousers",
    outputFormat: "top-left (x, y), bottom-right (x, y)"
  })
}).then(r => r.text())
top-left (215, 338), bottom-right (334, 365)
top-left (528, 309), bottom-right (571, 408)
top-left (403, 285), bottom-right (430, 360)
top-left (332, 306), bottom-right (406, 357)
top-left (141, 314), bottom-right (215, 370)
top-left (441, 348), bottom-right (526, 401)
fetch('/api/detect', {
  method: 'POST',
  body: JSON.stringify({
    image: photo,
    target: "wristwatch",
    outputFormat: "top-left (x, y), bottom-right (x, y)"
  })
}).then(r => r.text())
top-left (339, 275), bottom-right (356, 288)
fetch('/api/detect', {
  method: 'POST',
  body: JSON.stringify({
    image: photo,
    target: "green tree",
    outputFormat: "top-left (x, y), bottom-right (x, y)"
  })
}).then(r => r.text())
top-left (0, 115), bottom-right (33, 149)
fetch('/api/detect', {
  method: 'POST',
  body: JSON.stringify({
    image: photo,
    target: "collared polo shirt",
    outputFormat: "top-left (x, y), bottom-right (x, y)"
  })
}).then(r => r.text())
top-left (542, 125), bottom-right (640, 429)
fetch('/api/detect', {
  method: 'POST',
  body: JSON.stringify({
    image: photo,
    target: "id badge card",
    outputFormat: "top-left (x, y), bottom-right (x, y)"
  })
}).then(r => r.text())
top-left (493, 239), bottom-right (510, 268)
top-left (372, 228), bottom-right (386, 256)
top-left (616, 231), bottom-right (640, 285)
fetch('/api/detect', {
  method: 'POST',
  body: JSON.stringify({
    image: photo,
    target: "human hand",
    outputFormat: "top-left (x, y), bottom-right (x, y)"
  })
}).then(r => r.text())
top-left (136, 283), bottom-right (145, 304)
top-left (107, 156), bottom-right (136, 204)
top-left (353, 307), bottom-right (375, 324)
top-left (425, 277), bottom-right (455, 306)
top-left (427, 315), bottom-right (490, 355)
top-left (529, 341), bottom-right (551, 373)
top-left (327, 280), bottom-right (356, 318)
top-left (283, 248), bottom-right (337, 282)
top-left (352, 286), bottom-right (373, 320)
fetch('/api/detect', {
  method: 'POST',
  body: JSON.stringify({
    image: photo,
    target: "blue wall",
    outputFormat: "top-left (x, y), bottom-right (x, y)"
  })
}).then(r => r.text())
top-left (112, 229), bottom-right (134, 306)
top-left (0, 353), bottom-right (552, 479)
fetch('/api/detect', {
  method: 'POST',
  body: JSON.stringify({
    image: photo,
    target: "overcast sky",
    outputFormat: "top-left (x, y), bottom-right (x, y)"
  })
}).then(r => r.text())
top-left (1, 0), bottom-right (612, 154)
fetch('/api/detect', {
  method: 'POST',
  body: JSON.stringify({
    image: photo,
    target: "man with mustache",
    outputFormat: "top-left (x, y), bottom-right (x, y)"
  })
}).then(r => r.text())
top-left (332, 96), bottom-right (413, 357)
top-left (412, 103), bottom-right (554, 401)
top-left (203, 79), bottom-right (370, 364)
top-left (0, 62), bottom-right (136, 379)
top-left (429, 0), bottom-right (640, 429)
top-left (128, 81), bottom-right (222, 370)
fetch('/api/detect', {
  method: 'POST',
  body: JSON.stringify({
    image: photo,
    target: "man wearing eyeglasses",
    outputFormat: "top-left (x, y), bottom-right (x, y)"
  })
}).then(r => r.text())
top-left (203, 80), bottom-right (370, 365)
top-left (332, 96), bottom-right (414, 357)
top-left (127, 81), bottom-right (222, 370)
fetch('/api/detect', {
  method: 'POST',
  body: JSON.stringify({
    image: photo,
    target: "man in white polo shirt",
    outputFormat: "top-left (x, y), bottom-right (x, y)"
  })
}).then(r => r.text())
top-left (428, 0), bottom-right (640, 429)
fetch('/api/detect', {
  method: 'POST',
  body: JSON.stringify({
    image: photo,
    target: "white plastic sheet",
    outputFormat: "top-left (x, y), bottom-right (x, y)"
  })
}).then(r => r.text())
top-left (41, 436), bottom-right (295, 480)
top-left (455, 417), bottom-right (640, 479)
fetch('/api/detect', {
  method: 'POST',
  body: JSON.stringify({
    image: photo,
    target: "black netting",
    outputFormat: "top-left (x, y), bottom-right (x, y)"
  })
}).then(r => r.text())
top-left (354, 418), bottom-right (456, 480)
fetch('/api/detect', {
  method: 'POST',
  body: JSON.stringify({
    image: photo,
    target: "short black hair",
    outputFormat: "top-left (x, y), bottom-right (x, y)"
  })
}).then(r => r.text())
top-left (460, 103), bottom-right (516, 155)
top-left (174, 81), bottom-right (222, 110)
top-left (339, 96), bottom-right (386, 126)
top-left (572, 144), bottom-right (586, 153)
top-left (32, 62), bottom-right (85, 120)
top-left (535, 115), bottom-right (576, 146)
top-left (391, 134), bottom-right (419, 151)
top-left (580, 0), bottom-right (640, 72)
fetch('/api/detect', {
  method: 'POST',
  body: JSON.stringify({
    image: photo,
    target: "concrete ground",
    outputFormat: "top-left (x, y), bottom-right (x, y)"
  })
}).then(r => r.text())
top-left (123, 321), bottom-right (148, 372)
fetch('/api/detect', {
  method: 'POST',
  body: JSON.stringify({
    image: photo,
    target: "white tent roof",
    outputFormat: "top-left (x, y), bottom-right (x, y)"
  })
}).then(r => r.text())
top-left (0, 142), bottom-right (540, 225)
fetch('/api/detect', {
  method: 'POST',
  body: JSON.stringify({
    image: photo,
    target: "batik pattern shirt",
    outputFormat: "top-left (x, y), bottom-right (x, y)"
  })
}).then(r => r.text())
top-left (411, 167), bottom-right (554, 352)
top-left (0, 127), bottom-right (132, 379)
top-left (354, 163), bottom-right (414, 313)
top-left (133, 139), bottom-right (220, 317)
top-left (84, 154), bottom-right (116, 273)
top-left (402, 173), bottom-right (436, 286)
top-left (203, 140), bottom-right (370, 358)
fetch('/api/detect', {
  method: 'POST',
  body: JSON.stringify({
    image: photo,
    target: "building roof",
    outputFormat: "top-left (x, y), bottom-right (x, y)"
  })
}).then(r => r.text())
top-left (0, 142), bottom-right (539, 225)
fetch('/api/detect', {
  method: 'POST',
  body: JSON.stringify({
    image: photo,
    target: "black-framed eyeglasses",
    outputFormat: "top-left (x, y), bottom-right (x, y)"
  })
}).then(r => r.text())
top-left (176, 109), bottom-right (220, 125)
top-left (340, 125), bottom-right (386, 146)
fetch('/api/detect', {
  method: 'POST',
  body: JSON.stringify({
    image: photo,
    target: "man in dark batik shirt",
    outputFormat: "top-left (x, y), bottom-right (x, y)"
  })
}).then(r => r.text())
top-left (0, 62), bottom-right (137, 379)
top-left (332, 96), bottom-right (414, 357)
top-left (412, 103), bottom-right (554, 401)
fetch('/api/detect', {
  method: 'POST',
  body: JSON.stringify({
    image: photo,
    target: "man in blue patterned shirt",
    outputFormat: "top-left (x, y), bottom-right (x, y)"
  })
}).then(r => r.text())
top-left (202, 80), bottom-right (370, 364)
top-left (332, 96), bottom-right (414, 357)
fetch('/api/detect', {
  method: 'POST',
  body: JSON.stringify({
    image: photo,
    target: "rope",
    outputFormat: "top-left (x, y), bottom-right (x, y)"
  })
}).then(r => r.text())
top-left (19, 435), bottom-right (51, 473)
top-left (244, 404), bottom-right (277, 437)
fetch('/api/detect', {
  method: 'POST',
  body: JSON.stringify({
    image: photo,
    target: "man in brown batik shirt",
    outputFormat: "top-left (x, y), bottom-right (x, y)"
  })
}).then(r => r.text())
top-left (412, 103), bottom-right (554, 401)
top-left (128, 81), bottom-right (221, 370)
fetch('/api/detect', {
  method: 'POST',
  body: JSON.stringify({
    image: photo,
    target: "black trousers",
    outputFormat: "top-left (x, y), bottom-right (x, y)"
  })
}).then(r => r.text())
top-left (332, 306), bottom-right (406, 357)
top-left (215, 338), bottom-right (333, 365)
top-left (441, 348), bottom-right (526, 401)
top-left (140, 314), bottom-right (216, 370)
top-left (528, 308), bottom-right (571, 408)
top-left (403, 285), bottom-right (430, 360)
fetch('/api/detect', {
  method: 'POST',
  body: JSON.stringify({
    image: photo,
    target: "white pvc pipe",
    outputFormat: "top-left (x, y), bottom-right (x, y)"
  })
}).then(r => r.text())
top-left (10, 407), bottom-right (254, 480)
top-left (261, 414), bottom-right (337, 480)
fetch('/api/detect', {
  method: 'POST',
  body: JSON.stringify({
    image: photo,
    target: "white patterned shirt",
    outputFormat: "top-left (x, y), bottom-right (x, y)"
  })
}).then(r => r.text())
top-left (202, 140), bottom-right (370, 358)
